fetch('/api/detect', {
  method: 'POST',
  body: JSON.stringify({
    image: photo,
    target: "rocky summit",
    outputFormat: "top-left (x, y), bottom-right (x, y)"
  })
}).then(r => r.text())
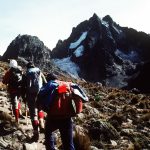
top-left (2, 34), bottom-right (52, 71)
top-left (51, 14), bottom-right (150, 91)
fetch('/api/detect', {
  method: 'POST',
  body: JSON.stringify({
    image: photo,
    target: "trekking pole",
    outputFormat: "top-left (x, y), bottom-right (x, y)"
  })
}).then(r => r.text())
top-left (25, 102), bottom-right (28, 126)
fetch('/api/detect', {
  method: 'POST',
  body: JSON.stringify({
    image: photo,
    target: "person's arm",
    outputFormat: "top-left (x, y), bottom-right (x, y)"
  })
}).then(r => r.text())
top-left (21, 74), bottom-right (27, 102)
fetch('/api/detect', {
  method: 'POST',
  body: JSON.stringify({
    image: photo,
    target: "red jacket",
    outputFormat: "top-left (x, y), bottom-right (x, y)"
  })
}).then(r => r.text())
top-left (2, 69), bottom-right (18, 94)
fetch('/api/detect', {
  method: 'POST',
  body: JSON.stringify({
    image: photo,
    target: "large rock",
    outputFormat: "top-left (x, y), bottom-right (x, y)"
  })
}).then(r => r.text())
top-left (2, 34), bottom-right (52, 70)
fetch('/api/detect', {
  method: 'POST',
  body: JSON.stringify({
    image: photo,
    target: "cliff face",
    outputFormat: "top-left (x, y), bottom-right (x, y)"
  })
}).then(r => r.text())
top-left (51, 14), bottom-right (150, 90)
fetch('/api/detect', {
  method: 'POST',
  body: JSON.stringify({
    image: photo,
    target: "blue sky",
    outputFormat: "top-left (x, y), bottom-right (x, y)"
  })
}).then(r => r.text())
top-left (0, 0), bottom-right (150, 55)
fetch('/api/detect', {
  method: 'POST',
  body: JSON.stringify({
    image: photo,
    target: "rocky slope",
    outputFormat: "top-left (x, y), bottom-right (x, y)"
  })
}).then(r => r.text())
top-left (0, 61), bottom-right (150, 150)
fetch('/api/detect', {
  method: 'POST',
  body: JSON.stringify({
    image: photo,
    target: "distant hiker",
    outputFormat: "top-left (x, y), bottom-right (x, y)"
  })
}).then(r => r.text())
top-left (2, 59), bottom-right (23, 123)
top-left (37, 73), bottom-right (88, 150)
top-left (23, 62), bottom-right (47, 141)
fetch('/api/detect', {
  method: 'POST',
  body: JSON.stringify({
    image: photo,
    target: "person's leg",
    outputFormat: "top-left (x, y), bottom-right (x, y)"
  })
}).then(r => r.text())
top-left (10, 93), bottom-right (19, 123)
top-left (59, 118), bottom-right (75, 150)
top-left (17, 91), bottom-right (24, 119)
top-left (38, 110), bottom-right (45, 132)
top-left (26, 92), bottom-right (39, 141)
top-left (45, 118), bottom-right (56, 150)
top-left (26, 93), bottom-right (38, 128)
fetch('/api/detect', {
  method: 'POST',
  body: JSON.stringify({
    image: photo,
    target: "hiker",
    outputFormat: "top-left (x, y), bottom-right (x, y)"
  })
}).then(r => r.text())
top-left (37, 73), bottom-right (88, 150)
top-left (23, 62), bottom-right (47, 141)
top-left (2, 59), bottom-right (23, 123)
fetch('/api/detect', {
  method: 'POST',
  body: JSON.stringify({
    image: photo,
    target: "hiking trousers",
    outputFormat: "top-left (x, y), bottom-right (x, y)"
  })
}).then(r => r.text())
top-left (45, 117), bottom-right (75, 150)
top-left (26, 92), bottom-right (38, 130)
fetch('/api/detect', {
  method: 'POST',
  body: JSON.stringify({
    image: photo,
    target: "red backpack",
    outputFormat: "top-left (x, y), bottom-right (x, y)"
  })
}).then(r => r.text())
top-left (48, 80), bottom-right (83, 118)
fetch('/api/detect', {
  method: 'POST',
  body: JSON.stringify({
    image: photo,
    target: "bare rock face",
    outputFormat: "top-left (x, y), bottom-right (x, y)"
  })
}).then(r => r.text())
top-left (127, 61), bottom-right (150, 92)
top-left (2, 34), bottom-right (52, 70)
top-left (51, 14), bottom-right (150, 91)
top-left (23, 142), bottom-right (37, 150)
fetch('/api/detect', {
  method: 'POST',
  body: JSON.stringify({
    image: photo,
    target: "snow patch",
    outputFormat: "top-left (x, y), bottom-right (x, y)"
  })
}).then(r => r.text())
top-left (69, 31), bottom-right (88, 49)
top-left (102, 20), bottom-right (109, 28)
top-left (52, 57), bottom-right (80, 78)
top-left (112, 25), bottom-right (122, 34)
top-left (73, 45), bottom-right (84, 57)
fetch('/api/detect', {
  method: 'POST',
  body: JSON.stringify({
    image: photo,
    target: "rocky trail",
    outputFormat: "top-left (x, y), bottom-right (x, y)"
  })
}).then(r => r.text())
top-left (0, 90), bottom-right (46, 150)
top-left (0, 62), bottom-right (46, 150)
top-left (0, 61), bottom-right (150, 150)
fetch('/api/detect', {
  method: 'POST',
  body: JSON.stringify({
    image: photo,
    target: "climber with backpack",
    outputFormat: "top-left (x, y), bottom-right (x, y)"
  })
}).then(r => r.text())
top-left (37, 73), bottom-right (88, 150)
top-left (23, 62), bottom-right (47, 142)
top-left (2, 59), bottom-right (23, 123)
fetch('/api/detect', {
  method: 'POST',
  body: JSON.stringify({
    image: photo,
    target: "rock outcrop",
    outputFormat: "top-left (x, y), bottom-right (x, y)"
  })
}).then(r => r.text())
top-left (2, 34), bottom-right (52, 71)
top-left (52, 14), bottom-right (150, 91)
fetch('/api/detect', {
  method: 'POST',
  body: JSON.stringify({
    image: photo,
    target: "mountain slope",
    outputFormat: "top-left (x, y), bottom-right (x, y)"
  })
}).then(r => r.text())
top-left (2, 14), bottom-right (150, 91)
top-left (0, 61), bottom-right (150, 149)
top-left (51, 14), bottom-right (150, 90)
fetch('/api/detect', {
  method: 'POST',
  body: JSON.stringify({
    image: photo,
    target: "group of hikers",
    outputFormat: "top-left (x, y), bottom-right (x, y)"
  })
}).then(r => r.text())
top-left (2, 59), bottom-right (88, 150)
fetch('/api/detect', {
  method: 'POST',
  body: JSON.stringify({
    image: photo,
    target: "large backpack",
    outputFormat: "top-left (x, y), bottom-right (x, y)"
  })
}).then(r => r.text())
top-left (8, 67), bottom-right (22, 88)
top-left (38, 80), bottom-right (88, 118)
top-left (26, 67), bottom-right (42, 93)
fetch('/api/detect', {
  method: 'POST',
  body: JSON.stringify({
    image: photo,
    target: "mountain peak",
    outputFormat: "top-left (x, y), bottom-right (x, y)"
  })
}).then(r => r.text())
top-left (102, 15), bottom-right (113, 24)
top-left (89, 13), bottom-right (101, 23)
top-left (52, 14), bottom-right (150, 91)
top-left (2, 34), bottom-right (52, 70)
top-left (92, 13), bottom-right (99, 19)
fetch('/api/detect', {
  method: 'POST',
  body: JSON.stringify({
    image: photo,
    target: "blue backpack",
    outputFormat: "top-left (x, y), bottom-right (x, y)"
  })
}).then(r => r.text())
top-left (26, 68), bottom-right (42, 93)
top-left (37, 81), bottom-right (58, 111)
top-left (37, 80), bottom-right (89, 114)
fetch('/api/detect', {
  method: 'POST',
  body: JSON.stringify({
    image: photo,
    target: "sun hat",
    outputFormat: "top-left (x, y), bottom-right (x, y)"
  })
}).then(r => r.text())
top-left (9, 59), bottom-right (18, 68)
